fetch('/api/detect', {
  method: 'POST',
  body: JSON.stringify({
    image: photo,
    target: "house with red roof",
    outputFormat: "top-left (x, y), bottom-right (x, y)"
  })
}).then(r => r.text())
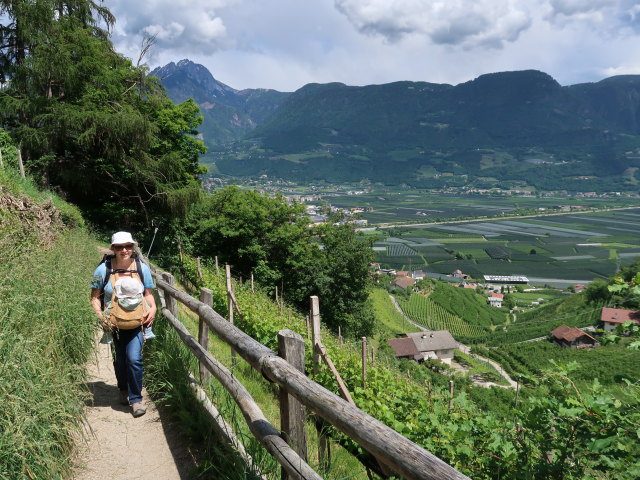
top-left (487, 293), bottom-right (504, 308)
top-left (600, 307), bottom-right (640, 332)
top-left (550, 325), bottom-right (599, 349)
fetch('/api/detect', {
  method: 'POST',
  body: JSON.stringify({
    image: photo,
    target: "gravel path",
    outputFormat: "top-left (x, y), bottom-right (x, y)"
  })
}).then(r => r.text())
top-left (73, 338), bottom-right (196, 480)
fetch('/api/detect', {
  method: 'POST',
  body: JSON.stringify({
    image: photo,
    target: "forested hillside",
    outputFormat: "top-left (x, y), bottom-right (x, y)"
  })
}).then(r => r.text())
top-left (151, 60), bottom-right (640, 190)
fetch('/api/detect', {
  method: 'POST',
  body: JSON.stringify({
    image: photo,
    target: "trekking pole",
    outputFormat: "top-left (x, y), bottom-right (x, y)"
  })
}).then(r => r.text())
top-left (146, 226), bottom-right (159, 257)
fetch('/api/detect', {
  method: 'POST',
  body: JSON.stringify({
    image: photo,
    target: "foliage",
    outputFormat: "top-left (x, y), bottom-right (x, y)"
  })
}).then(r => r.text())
top-left (177, 254), bottom-right (640, 479)
top-left (184, 186), bottom-right (375, 337)
top-left (0, 193), bottom-right (96, 479)
top-left (397, 293), bottom-right (489, 338)
top-left (0, 1), bottom-right (206, 233)
top-left (370, 288), bottom-right (420, 338)
top-left (474, 339), bottom-right (640, 387)
top-left (475, 294), bottom-right (601, 346)
top-left (428, 280), bottom-right (507, 326)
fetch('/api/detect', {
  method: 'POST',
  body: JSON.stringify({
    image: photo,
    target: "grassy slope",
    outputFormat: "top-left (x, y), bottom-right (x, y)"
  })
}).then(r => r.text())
top-left (370, 288), bottom-right (420, 339)
top-left (0, 169), bottom-right (97, 479)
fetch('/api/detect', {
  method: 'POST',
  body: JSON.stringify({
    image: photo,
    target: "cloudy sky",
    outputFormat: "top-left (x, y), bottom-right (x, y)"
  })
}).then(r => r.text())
top-left (105, 0), bottom-right (640, 92)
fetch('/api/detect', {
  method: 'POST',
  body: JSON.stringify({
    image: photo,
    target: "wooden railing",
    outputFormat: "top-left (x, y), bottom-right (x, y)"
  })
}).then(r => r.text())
top-left (152, 269), bottom-right (470, 480)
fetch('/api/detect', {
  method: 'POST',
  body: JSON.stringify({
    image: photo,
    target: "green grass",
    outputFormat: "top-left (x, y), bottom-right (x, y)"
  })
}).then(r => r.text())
top-left (145, 270), bottom-right (372, 479)
top-left (0, 177), bottom-right (96, 480)
top-left (370, 288), bottom-right (421, 339)
top-left (453, 351), bottom-right (510, 386)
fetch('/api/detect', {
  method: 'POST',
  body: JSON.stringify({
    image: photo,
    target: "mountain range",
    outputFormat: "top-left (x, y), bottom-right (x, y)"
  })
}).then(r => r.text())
top-left (151, 59), bottom-right (640, 191)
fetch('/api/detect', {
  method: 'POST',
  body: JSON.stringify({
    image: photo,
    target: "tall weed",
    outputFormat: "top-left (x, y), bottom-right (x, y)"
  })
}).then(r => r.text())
top-left (0, 223), bottom-right (97, 479)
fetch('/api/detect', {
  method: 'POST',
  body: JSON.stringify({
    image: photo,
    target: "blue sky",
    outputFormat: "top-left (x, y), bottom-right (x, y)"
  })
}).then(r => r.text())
top-left (105, 0), bottom-right (640, 91)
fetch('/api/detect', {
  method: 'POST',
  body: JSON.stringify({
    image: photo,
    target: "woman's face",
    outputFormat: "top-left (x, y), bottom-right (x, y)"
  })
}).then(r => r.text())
top-left (112, 243), bottom-right (134, 261)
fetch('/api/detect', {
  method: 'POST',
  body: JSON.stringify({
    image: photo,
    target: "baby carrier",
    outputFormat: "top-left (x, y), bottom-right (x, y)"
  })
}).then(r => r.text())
top-left (108, 271), bottom-right (147, 330)
top-left (98, 253), bottom-right (148, 330)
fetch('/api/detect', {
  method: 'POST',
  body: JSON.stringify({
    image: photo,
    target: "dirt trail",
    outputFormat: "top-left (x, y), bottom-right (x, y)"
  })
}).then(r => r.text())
top-left (73, 339), bottom-right (196, 480)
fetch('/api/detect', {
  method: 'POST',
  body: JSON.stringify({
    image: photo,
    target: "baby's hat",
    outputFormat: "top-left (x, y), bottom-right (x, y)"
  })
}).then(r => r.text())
top-left (115, 277), bottom-right (144, 310)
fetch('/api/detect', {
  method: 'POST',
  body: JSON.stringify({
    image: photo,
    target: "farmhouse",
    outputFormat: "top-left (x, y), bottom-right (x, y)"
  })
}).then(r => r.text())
top-left (392, 276), bottom-right (416, 289)
top-left (483, 275), bottom-right (529, 284)
top-left (452, 269), bottom-right (468, 279)
top-left (550, 325), bottom-right (599, 349)
top-left (600, 307), bottom-right (640, 332)
top-left (407, 331), bottom-right (458, 364)
top-left (487, 293), bottom-right (504, 308)
top-left (388, 331), bottom-right (458, 364)
top-left (412, 270), bottom-right (425, 281)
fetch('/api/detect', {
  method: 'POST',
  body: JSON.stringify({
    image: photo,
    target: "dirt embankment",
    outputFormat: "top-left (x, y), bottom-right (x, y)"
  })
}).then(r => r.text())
top-left (0, 188), bottom-right (63, 246)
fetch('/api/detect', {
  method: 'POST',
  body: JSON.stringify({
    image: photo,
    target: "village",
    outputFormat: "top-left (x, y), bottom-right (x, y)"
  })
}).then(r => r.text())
top-left (375, 266), bottom-right (640, 388)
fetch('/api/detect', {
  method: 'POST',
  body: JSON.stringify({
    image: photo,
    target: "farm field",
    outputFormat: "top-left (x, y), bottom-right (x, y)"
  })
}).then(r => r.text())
top-left (397, 293), bottom-right (490, 338)
top-left (475, 338), bottom-right (640, 387)
top-left (373, 207), bottom-right (640, 287)
top-left (327, 189), bottom-right (640, 225)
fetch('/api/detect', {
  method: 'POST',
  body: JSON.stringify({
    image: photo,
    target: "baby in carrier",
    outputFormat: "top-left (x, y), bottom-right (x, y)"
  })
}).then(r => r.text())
top-left (101, 276), bottom-right (156, 343)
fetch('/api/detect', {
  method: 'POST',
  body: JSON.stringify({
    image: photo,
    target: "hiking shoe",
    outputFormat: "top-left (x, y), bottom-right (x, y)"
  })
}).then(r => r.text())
top-left (119, 390), bottom-right (129, 406)
top-left (132, 402), bottom-right (146, 418)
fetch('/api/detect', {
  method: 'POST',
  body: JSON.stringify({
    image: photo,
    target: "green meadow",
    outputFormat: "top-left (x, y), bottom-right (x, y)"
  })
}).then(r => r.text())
top-left (368, 202), bottom-right (640, 287)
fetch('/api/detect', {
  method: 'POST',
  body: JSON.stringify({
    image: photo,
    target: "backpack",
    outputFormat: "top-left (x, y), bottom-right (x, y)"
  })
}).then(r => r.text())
top-left (98, 253), bottom-right (147, 310)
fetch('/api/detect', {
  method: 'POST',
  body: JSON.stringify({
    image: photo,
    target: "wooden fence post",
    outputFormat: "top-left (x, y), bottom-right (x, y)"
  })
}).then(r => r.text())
top-left (215, 256), bottom-right (219, 274)
top-left (309, 296), bottom-right (330, 472)
top-left (196, 257), bottom-right (203, 282)
top-left (225, 264), bottom-right (236, 363)
top-left (17, 146), bottom-right (25, 179)
top-left (310, 296), bottom-right (321, 371)
top-left (251, 273), bottom-right (254, 293)
top-left (199, 288), bottom-right (212, 386)
top-left (278, 329), bottom-right (308, 479)
top-left (361, 337), bottom-right (367, 389)
top-left (448, 380), bottom-right (455, 413)
top-left (161, 272), bottom-right (178, 318)
top-left (338, 326), bottom-right (342, 345)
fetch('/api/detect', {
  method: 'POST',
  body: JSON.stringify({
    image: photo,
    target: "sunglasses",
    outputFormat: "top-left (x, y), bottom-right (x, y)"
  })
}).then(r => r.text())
top-left (113, 244), bottom-right (134, 251)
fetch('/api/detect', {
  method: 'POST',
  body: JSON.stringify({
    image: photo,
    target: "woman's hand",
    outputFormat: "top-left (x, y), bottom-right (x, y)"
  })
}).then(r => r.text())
top-left (143, 307), bottom-right (156, 327)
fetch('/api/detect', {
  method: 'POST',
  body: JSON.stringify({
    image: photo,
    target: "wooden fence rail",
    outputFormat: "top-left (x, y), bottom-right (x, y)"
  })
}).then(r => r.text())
top-left (151, 272), bottom-right (470, 480)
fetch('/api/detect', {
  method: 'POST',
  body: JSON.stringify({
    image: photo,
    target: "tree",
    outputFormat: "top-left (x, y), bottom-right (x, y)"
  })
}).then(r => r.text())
top-left (0, 1), bottom-right (206, 232)
top-left (185, 186), bottom-right (322, 303)
top-left (315, 221), bottom-right (375, 337)
top-left (185, 187), bottom-right (375, 337)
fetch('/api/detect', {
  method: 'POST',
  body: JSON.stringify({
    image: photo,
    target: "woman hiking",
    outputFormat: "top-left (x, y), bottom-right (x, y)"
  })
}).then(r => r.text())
top-left (90, 231), bottom-right (157, 417)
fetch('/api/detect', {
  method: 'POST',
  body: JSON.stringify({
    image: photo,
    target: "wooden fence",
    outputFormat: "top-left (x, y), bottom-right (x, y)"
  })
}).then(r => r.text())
top-left (151, 268), bottom-right (470, 480)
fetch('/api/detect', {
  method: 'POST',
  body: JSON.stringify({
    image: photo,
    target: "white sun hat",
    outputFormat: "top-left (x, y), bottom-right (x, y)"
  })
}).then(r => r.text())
top-left (114, 277), bottom-right (144, 310)
top-left (110, 231), bottom-right (138, 248)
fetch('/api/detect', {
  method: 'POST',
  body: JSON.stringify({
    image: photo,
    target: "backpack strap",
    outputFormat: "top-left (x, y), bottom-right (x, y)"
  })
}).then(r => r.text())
top-left (98, 254), bottom-right (113, 310)
top-left (133, 255), bottom-right (147, 290)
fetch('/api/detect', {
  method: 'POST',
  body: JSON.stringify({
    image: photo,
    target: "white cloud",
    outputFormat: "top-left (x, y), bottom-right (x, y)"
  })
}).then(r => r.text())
top-left (334, 0), bottom-right (532, 48)
top-left (102, 0), bottom-right (640, 91)
top-left (547, 0), bottom-right (616, 17)
top-left (106, 0), bottom-right (235, 55)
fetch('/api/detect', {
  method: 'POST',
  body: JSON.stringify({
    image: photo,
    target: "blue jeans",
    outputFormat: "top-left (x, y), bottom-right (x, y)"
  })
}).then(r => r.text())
top-left (112, 327), bottom-right (144, 404)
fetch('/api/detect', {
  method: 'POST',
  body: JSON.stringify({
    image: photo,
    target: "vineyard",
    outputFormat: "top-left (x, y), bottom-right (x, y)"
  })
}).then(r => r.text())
top-left (474, 339), bottom-right (640, 386)
top-left (475, 295), bottom-right (603, 346)
top-left (428, 281), bottom-right (508, 326)
top-left (397, 294), bottom-right (489, 338)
